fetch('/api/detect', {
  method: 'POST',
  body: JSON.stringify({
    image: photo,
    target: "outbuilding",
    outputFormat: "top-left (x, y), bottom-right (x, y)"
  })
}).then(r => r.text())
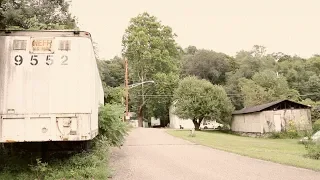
top-left (169, 101), bottom-right (195, 129)
top-left (231, 100), bottom-right (312, 134)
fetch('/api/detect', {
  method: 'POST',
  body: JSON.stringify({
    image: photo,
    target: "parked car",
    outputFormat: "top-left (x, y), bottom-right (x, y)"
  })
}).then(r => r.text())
top-left (199, 121), bottom-right (223, 130)
top-left (299, 130), bottom-right (320, 144)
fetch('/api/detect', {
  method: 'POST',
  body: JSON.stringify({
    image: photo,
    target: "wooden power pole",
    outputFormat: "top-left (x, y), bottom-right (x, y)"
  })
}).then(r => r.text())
top-left (125, 58), bottom-right (129, 121)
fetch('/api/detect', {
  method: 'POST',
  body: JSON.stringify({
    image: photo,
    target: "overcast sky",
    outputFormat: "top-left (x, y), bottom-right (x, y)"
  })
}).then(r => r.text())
top-left (70, 0), bottom-right (320, 60)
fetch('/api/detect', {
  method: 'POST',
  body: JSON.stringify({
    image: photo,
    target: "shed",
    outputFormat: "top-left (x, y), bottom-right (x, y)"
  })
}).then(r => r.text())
top-left (231, 100), bottom-right (312, 134)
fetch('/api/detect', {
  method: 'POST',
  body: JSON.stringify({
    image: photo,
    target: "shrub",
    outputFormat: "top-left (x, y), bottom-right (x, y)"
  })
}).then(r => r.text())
top-left (98, 103), bottom-right (129, 147)
top-left (313, 120), bottom-right (320, 133)
top-left (305, 142), bottom-right (320, 160)
top-left (0, 137), bottom-right (111, 180)
top-left (270, 132), bottom-right (284, 139)
top-left (286, 120), bottom-right (299, 139)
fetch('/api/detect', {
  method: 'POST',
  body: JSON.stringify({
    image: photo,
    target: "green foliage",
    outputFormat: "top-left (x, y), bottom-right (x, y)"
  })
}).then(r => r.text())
top-left (173, 76), bottom-right (234, 128)
top-left (305, 75), bottom-right (320, 101)
top-left (239, 70), bottom-right (300, 107)
top-left (313, 120), bottom-right (320, 133)
top-left (269, 121), bottom-right (304, 139)
top-left (122, 12), bottom-right (181, 123)
top-left (305, 143), bottom-right (320, 160)
top-left (269, 131), bottom-right (301, 139)
top-left (98, 103), bottom-right (129, 147)
top-left (146, 72), bottom-right (179, 124)
top-left (0, 0), bottom-right (77, 30)
top-left (181, 49), bottom-right (233, 85)
top-left (46, 138), bottom-right (110, 180)
top-left (300, 99), bottom-right (320, 124)
top-left (286, 120), bottom-right (299, 139)
top-left (0, 138), bottom-right (110, 179)
top-left (122, 12), bottom-right (180, 81)
top-left (29, 159), bottom-right (49, 180)
top-left (98, 57), bottom-right (125, 88)
top-left (105, 86), bottom-right (125, 105)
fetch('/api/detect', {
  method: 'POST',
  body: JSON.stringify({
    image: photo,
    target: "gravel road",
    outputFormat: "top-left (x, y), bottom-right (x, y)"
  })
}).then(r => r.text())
top-left (109, 128), bottom-right (320, 180)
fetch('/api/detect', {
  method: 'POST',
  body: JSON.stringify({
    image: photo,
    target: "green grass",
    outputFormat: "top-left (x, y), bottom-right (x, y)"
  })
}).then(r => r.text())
top-left (167, 130), bottom-right (320, 171)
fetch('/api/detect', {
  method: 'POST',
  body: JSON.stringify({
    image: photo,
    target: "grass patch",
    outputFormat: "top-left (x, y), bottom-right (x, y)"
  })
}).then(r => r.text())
top-left (167, 130), bottom-right (320, 171)
top-left (0, 137), bottom-right (110, 180)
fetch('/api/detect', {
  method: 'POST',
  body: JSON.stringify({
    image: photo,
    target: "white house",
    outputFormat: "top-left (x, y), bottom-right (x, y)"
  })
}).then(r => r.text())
top-left (169, 101), bottom-right (195, 129)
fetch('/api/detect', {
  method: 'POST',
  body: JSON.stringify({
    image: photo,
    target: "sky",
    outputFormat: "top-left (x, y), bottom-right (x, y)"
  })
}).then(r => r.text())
top-left (70, 0), bottom-right (320, 60)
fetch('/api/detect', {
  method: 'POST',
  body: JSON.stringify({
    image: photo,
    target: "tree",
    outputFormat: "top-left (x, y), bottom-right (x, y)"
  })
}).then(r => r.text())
top-left (305, 75), bottom-right (320, 101)
top-left (122, 12), bottom-right (180, 126)
top-left (300, 98), bottom-right (320, 123)
top-left (0, 0), bottom-right (77, 30)
top-left (239, 70), bottom-right (300, 107)
top-left (234, 46), bottom-right (276, 79)
top-left (173, 76), bottom-right (234, 130)
top-left (181, 49), bottom-right (232, 85)
top-left (276, 56), bottom-right (315, 95)
top-left (98, 56), bottom-right (125, 88)
top-left (224, 71), bottom-right (245, 110)
top-left (145, 73), bottom-right (179, 126)
top-left (185, 45), bottom-right (197, 55)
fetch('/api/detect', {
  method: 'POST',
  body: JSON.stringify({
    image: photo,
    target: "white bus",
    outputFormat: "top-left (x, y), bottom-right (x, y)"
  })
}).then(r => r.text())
top-left (0, 30), bottom-right (104, 151)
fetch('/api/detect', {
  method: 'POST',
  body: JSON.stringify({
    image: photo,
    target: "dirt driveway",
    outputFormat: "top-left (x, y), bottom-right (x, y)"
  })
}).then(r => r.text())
top-left (109, 128), bottom-right (320, 180)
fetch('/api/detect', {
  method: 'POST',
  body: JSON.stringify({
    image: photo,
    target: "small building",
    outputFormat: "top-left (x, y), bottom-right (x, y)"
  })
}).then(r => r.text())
top-left (231, 100), bottom-right (312, 134)
top-left (169, 101), bottom-right (195, 129)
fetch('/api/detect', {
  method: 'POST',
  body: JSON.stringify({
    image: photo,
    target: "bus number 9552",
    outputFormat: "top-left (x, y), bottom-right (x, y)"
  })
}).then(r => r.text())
top-left (14, 55), bottom-right (68, 66)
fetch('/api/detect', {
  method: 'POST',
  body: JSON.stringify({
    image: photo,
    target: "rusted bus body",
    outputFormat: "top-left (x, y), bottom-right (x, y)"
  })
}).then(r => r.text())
top-left (0, 30), bottom-right (104, 143)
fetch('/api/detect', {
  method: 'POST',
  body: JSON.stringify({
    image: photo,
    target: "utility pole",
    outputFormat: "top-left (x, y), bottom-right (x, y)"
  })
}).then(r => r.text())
top-left (125, 57), bottom-right (129, 121)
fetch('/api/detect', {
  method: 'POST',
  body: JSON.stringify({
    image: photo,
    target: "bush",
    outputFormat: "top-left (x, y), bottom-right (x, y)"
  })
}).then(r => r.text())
top-left (286, 120), bottom-right (299, 139)
top-left (98, 103), bottom-right (129, 147)
top-left (269, 120), bottom-right (300, 139)
top-left (313, 120), bottom-right (320, 133)
top-left (305, 142), bottom-right (320, 160)
top-left (0, 137), bottom-right (110, 180)
top-left (270, 132), bottom-right (284, 139)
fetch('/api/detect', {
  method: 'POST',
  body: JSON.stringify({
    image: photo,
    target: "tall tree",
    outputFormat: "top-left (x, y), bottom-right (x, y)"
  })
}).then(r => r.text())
top-left (122, 12), bottom-right (180, 126)
top-left (0, 0), bottom-right (77, 30)
top-left (239, 70), bottom-right (300, 107)
top-left (99, 56), bottom-right (125, 88)
top-left (181, 49), bottom-right (233, 85)
top-left (145, 73), bottom-right (179, 126)
top-left (304, 75), bottom-right (320, 101)
top-left (173, 76), bottom-right (234, 130)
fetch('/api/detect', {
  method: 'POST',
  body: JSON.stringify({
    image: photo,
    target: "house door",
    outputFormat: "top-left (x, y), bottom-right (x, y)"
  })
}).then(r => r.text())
top-left (273, 114), bottom-right (281, 132)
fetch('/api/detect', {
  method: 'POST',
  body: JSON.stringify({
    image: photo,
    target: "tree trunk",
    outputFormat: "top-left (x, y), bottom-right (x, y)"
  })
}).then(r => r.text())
top-left (138, 104), bottom-right (143, 127)
top-left (193, 118), bottom-right (204, 131)
top-left (192, 118), bottom-right (200, 131)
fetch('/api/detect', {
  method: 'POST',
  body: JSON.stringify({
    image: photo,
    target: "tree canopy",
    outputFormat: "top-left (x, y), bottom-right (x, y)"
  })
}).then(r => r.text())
top-left (0, 0), bottom-right (77, 29)
top-left (121, 12), bottom-right (181, 126)
top-left (181, 49), bottom-right (233, 85)
top-left (173, 76), bottom-right (234, 129)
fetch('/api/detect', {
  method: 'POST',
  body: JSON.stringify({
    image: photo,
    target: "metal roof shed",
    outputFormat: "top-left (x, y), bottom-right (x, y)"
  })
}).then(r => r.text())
top-left (231, 100), bottom-right (312, 134)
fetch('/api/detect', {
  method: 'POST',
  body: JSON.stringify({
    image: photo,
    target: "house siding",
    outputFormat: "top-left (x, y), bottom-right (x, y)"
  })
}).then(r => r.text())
top-left (231, 112), bottom-right (262, 133)
top-left (260, 109), bottom-right (312, 132)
